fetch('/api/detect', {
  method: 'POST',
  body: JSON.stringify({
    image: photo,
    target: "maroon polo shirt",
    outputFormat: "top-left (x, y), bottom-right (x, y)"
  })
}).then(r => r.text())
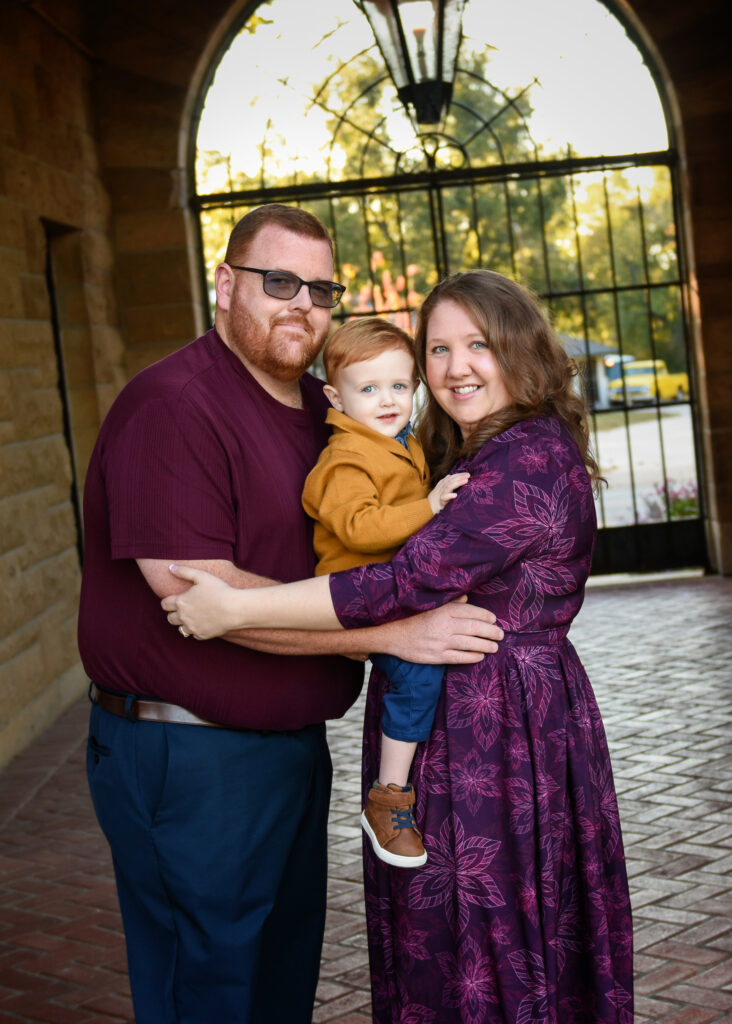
top-left (78, 328), bottom-right (363, 730)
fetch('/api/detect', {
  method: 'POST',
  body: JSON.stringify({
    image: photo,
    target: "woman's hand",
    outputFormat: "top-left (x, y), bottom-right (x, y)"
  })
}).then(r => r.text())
top-left (161, 564), bottom-right (245, 639)
top-left (428, 472), bottom-right (470, 514)
top-left (161, 566), bottom-right (340, 636)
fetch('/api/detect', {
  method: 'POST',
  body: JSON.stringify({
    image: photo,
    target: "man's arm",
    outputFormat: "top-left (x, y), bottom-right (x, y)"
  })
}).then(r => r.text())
top-left (139, 558), bottom-right (502, 664)
top-left (137, 557), bottom-right (277, 596)
top-left (227, 602), bottom-right (502, 664)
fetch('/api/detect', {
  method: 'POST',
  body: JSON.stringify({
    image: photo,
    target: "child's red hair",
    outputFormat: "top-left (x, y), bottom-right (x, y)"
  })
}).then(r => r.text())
top-left (323, 318), bottom-right (416, 384)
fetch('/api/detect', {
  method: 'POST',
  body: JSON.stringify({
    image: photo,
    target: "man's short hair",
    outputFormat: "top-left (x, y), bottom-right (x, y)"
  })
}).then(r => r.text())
top-left (225, 204), bottom-right (334, 264)
top-left (323, 318), bottom-right (417, 384)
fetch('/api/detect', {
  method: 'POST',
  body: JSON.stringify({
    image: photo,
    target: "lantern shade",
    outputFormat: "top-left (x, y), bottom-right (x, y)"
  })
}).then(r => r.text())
top-left (357, 0), bottom-right (466, 125)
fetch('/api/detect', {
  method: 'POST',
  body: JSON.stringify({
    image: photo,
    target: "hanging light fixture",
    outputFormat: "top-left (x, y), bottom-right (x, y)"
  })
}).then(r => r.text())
top-left (356, 0), bottom-right (467, 125)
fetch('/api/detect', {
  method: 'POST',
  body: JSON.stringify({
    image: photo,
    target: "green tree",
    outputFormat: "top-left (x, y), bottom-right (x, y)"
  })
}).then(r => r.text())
top-left (195, 11), bottom-right (684, 386)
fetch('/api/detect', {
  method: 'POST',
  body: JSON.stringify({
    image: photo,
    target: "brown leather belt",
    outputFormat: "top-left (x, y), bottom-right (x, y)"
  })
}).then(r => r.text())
top-left (90, 684), bottom-right (226, 729)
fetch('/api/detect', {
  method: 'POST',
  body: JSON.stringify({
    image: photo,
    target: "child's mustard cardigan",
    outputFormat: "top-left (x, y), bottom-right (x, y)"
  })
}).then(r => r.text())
top-left (302, 408), bottom-right (434, 575)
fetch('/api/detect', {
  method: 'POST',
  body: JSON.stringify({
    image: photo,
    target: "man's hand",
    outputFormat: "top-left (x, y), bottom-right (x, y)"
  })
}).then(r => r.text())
top-left (373, 597), bottom-right (502, 664)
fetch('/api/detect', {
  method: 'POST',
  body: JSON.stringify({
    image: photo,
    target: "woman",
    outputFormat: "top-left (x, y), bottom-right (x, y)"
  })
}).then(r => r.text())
top-left (163, 270), bottom-right (633, 1023)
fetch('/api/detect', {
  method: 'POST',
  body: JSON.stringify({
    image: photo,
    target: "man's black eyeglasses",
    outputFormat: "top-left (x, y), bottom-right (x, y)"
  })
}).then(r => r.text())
top-left (228, 266), bottom-right (346, 308)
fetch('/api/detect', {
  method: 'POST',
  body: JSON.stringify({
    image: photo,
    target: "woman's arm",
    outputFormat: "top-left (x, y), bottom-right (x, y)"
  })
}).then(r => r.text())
top-left (162, 564), bottom-right (340, 638)
top-left (159, 566), bottom-right (504, 659)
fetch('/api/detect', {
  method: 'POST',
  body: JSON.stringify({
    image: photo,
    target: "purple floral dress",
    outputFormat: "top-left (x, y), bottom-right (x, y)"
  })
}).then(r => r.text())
top-left (330, 416), bottom-right (633, 1024)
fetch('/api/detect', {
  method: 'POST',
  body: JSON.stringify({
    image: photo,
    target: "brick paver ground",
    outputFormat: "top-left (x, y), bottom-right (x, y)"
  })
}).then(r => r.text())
top-left (0, 573), bottom-right (730, 1023)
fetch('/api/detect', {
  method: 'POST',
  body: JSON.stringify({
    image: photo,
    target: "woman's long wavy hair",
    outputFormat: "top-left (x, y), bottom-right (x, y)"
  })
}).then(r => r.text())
top-left (414, 270), bottom-right (602, 490)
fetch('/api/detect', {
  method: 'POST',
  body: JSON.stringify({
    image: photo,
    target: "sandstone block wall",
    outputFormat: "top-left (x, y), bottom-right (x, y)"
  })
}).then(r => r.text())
top-left (0, 1), bottom-right (125, 768)
top-left (0, 0), bottom-right (230, 768)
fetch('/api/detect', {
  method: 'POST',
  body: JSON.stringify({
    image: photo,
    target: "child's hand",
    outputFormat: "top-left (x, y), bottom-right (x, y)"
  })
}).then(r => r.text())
top-left (161, 565), bottom-right (243, 639)
top-left (428, 472), bottom-right (470, 513)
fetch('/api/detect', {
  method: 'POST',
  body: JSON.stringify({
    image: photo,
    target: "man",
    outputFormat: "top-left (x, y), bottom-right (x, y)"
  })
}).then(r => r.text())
top-left (78, 204), bottom-right (501, 1024)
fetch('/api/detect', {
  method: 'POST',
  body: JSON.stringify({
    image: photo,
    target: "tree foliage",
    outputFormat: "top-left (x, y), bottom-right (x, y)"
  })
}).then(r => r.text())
top-left (196, 16), bottom-right (686, 383)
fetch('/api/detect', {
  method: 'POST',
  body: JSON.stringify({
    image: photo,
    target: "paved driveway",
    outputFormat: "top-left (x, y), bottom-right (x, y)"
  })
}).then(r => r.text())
top-left (594, 406), bottom-right (698, 526)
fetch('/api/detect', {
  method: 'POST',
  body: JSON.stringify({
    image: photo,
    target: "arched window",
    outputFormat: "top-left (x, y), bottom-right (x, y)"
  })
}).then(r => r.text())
top-left (193, 0), bottom-right (703, 574)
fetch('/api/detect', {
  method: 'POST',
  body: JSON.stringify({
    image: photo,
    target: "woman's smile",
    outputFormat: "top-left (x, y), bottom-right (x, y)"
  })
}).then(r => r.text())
top-left (425, 299), bottom-right (511, 437)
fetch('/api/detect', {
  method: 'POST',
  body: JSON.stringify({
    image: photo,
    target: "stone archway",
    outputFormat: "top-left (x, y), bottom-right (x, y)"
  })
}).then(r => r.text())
top-left (184, 0), bottom-right (728, 574)
top-left (86, 0), bottom-right (730, 572)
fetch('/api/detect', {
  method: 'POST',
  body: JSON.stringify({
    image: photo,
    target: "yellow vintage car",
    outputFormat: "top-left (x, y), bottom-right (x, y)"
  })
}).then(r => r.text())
top-left (608, 359), bottom-right (689, 404)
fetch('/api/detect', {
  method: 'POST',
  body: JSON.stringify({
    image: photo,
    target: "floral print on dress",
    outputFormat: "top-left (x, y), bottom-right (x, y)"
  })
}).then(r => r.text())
top-left (409, 812), bottom-right (505, 935)
top-left (330, 416), bottom-right (633, 1023)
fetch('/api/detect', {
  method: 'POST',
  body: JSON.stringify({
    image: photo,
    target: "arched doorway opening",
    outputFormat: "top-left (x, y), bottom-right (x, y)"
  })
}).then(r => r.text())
top-left (191, 0), bottom-right (705, 575)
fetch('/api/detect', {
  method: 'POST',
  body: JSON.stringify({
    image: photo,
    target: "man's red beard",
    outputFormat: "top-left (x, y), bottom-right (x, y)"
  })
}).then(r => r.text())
top-left (227, 299), bottom-right (326, 382)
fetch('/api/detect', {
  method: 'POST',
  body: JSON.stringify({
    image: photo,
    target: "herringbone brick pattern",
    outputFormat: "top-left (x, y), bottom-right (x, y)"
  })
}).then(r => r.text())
top-left (576, 576), bottom-right (732, 1024)
top-left (0, 706), bottom-right (131, 1023)
top-left (0, 573), bottom-right (730, 1023)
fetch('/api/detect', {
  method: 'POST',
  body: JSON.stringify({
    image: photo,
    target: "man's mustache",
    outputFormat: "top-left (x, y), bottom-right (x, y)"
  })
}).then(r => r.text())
top-left (272, 314), bottom-right (314, 337)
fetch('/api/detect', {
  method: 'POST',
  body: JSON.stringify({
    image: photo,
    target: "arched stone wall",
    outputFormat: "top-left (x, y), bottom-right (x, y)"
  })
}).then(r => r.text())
top-left (91, 0), bottom-right (731, 569)
top-left (86, 0), bottom-right (250, 378)
top-left (0, 0), bottom-right (729, 767)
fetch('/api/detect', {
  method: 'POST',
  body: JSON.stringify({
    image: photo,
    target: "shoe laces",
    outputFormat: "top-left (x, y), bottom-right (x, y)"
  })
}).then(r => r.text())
top-left (391, 806), bottom-right (418, 831)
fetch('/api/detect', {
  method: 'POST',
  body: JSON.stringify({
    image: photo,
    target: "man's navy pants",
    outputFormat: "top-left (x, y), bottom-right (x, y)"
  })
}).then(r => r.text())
top-left (87, 699), bottom-right (332, 1023)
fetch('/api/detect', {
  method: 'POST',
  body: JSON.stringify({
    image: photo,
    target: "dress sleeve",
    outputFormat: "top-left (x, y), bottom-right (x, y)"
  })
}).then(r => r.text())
top-left (330, 425), bottom-right (593, 628)
top-left (302, 449), bottom-right (433, 555)
top-left (103, 394), bottom-right (236, 561)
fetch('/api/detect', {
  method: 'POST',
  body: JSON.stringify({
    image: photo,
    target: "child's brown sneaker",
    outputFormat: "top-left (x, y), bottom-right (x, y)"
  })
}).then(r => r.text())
top-left (360, 782), bottom-right (428, 868)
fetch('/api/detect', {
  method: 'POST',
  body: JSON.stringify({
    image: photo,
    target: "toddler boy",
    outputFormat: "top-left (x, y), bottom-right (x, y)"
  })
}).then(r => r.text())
top-left (302, 318), bottom-right (468, 867)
